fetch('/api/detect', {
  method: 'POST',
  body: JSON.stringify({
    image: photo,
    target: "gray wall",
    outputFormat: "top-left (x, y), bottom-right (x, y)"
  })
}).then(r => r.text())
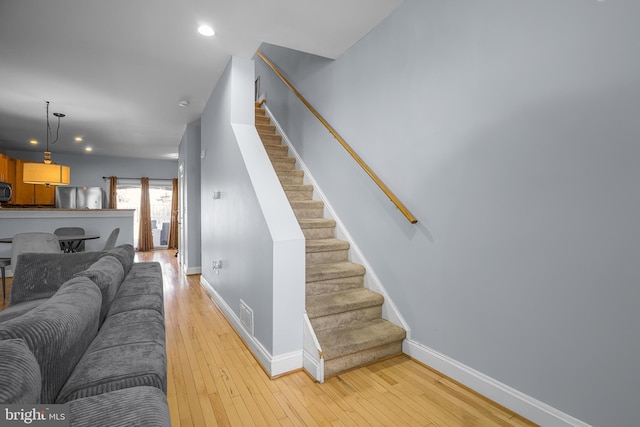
top-left (178, 120), bottom-right (202, 273)
top-left (256, 1), bottom-right (640, 425)
top-left (6, 150), bottom-right (177, 191)
top-left (201, 59), bottom-right (277, 354)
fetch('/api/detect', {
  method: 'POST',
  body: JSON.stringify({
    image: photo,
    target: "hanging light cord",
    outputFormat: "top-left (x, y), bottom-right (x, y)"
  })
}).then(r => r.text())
top-left (45, 100), bottom-right (63, 150)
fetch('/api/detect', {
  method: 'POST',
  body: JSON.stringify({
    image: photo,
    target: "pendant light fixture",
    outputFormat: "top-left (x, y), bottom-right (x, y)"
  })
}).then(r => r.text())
top-left (23, 101), bottom-right (70, 186)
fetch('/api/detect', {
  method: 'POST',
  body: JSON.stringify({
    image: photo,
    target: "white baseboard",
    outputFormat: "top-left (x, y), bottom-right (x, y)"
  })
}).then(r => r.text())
top-left (185, 266), bottom-right (201, 275)
top-left (200, 276), bottom-right (302, 377)
top-left (403, 340), bottom-right (591, 427)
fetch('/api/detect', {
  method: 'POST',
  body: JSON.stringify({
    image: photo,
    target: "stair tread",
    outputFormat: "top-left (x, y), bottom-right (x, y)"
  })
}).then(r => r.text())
top-left (306, 238), bottom-right (349, 252)
top-left (283, 184), bottom-right (313, 191)
top-left (316, 319), bottom-right (406, 360)
top-left (306, 289), bottom-right (383, 318)
top-left (291, 200), bottom-right (324, 208)
top-left (299, 218), bottom-right (336, 229)
top-left (271, 156), bottom-right (295, 162)
top-left (306, 261), bottom-right (364, 282)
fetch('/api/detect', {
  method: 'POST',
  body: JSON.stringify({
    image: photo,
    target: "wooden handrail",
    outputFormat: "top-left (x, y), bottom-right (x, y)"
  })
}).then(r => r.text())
top-left (256, 51), bottom-right (417, 224)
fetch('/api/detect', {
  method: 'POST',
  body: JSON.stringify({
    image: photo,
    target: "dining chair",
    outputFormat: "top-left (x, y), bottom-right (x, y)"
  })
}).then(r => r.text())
top-left (54, 227), bottom-right (86, 252)
top-left (0, 257), bottom-right (9, 299)
top-left (102, 228), bottom-right (120, 251)
top-left (10, 232), bottom-right (61, 276)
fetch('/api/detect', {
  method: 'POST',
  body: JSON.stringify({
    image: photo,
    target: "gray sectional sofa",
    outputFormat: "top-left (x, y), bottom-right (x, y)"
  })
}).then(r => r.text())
top-left (0, 244), bottom-right (171, 427)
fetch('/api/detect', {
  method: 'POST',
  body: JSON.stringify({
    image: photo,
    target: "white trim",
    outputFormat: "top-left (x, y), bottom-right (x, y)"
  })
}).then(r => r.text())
top-left (185, 266), bottom-right (202, 275)
top-left (0, 209), bottom-right (134, 219)
top-left (403, 340), bottom-right (591, 427)
top-left (263, 104), bottom-right (410, 337)
top-left (303, 313), bottom-right (324, 382)
top-left (200, 275), bottom-right (302, 377)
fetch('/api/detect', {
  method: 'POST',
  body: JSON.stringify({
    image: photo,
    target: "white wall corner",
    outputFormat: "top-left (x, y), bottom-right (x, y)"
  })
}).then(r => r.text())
top-left (185, 266), bottom-right (202, 275)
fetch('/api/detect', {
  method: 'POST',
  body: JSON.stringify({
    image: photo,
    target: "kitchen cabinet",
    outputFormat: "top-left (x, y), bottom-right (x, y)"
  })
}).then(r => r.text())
top-left (0, 153), bottom-right (8, 182)
top-left (6, 157), bottom-right (16, 203)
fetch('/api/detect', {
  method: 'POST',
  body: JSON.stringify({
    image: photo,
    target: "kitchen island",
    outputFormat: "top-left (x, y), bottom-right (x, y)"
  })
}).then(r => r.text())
top-left (0, 208), bottom-right (134, 266)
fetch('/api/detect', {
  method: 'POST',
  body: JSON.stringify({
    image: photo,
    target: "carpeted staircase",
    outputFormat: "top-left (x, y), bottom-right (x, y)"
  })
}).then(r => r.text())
top-left (255, 104), bottom-right (406, 378)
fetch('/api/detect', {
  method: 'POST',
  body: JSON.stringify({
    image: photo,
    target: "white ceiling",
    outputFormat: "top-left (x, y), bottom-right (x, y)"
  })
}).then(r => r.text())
top-left (0, 0), bottom-right (403, 160)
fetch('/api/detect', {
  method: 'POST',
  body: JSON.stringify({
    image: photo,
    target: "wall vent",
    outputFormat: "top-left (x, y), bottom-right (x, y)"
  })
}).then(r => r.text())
top-left (239, 300), bottom-right (254, 336)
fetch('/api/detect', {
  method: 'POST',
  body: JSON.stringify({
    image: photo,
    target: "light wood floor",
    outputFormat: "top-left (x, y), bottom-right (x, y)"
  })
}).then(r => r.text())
top-left (138, 250), bottom-right (536, 427)
top-left (2, 251), bottom-right (537, 426)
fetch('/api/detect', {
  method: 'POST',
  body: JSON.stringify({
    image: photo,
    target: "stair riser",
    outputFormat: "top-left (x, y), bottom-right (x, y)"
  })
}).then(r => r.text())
top-left (278, 175), bottom-right (304, 186)
top-left (256, 124), bottom-right (276, 133)
top-left (293, 206), bottom-right (324, 219)
top-left (305, 276), bottom-right (364, 296)
top-left (255, 116), bottom-right (270, 125)
top-left (271, 159), bottom-right (296, 171)
top-left (265, 146), bottom-right (288, 158)
top-left (306, 249), bottom-right (349, 265)
top-left (301, 227), bottom-right (335, 240)
top-left (310, 306), bottom-right (382, 332)
top-left (260, 134), bottom-right (282, 144)
top-left (255, 109), bottom-right (265, 116)
top-left (324, 341), bottom-right (403, 378)
top-left (286, 189), bottom-right (313, 201)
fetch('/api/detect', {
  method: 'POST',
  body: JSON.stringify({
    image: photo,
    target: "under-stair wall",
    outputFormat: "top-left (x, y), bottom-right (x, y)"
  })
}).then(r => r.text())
top-left (199, 56), bottom-right (305, 377)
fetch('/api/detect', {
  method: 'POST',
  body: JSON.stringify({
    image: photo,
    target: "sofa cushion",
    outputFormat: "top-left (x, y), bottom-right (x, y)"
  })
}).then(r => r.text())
top-left (0, 277), bottom-right (102, 403)
top-left (9, 251), bottom-right (105, 305)
top-left (68, 386), bottom-right (170, 427)
top-left (74, 255), bottom-right (124, 324)
top-left (100, 244), bottom-right (134, 276)
top-left (56, 309), bottom-right (166, 403)
top-left (0, 298), bottom-right (49, 323)
top-left (107, 262), bottom-right (164, 317)
top-left (0, 339), bottom-right (42, 404)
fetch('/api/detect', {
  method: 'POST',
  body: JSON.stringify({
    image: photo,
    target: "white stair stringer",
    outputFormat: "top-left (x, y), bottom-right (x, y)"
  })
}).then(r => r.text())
top-left (303, 313), bottom-right (324, 382)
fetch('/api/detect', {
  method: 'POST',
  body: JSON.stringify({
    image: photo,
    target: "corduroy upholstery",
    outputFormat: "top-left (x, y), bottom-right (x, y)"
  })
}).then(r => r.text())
top-left (99, 244), bottom-right (134, 276)
top-left (0, 339), bottom-right (42, 404)
top-left (74, 255), bottom-right (124, 324)
top-left (68, 386), bottom-right (170, 427)
top-left (9, 251), bottom-right (105, 305)
top-left (0, 244), bottom-right (168, 425)
top-left (106, 262), bottom-right (164, 317)
top-left (0, 277), bottom-right (101, 403)
top-left (57, 308), bottom-right (166, 403)
top-left (0, 298), bottom-right (49, 323)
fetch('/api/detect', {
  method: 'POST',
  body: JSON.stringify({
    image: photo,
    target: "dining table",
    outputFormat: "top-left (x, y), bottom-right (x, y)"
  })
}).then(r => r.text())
top-left (0, 234), bottom-right (100, 253)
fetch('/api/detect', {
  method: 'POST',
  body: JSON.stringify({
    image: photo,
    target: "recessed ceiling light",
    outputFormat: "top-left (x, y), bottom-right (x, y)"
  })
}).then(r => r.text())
top-left (178, 99), bottom-right (190, 107)
top-left (29, 139), bottom-right (38, 145)
top-left (198, 25), bottom-right (215, 37)
top-left (85, 147), bottom-right (92, 152)
top-left (75, 136), bottom-right (83, 142)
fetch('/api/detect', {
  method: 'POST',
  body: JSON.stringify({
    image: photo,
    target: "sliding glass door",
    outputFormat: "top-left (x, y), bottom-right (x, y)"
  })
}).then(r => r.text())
top-left (116, 181), bottom-right (172, 249)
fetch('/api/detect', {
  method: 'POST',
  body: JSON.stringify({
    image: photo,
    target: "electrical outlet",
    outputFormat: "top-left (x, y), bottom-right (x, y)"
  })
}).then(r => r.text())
top-left (212, 260), bottom-right (222, 274)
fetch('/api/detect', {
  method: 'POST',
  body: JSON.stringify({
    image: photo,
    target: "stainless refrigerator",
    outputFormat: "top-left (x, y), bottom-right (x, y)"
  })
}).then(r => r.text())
top-left (55, 187), bottom-right (106, 209)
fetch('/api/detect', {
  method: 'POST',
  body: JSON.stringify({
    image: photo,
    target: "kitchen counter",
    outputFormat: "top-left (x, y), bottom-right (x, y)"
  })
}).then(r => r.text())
top-left (0, 209), bottom-right (135, 263)
top-left (0, 208), bottom-right (133, 218)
